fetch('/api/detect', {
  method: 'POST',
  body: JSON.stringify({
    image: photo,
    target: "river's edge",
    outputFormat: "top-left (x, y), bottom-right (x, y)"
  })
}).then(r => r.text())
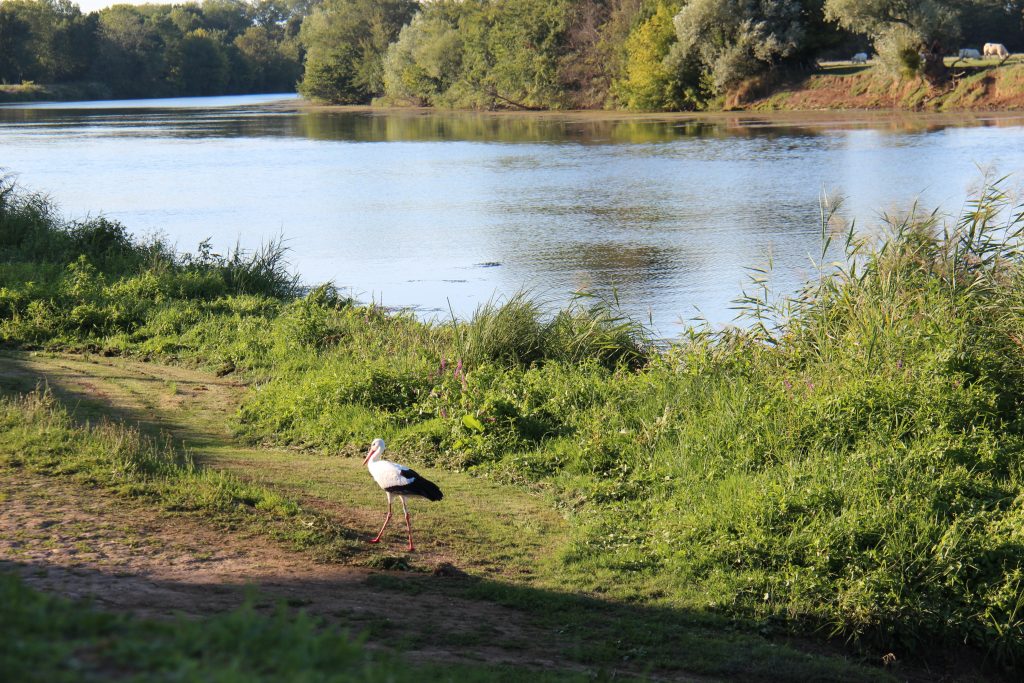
top-left (7, 61), bottom-right (1024, 117)
top-left (280, 97), bottom-right (1024, 133)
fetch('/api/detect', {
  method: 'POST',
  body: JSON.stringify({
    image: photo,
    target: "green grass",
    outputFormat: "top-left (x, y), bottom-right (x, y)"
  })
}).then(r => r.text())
top-left (0, 389), bottom-right (367, 563)
top-left (3, 174), bottom-right (1024, 675)
top-left (0, 363), bottom-right (887, 681)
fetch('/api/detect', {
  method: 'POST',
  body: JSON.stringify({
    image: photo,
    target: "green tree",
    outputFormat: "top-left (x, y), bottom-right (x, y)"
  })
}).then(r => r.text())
top-left (482, 0), bottom-right (573, 108)
top-left (52, 6), bottom-right (97, 81)
top-left (169, 28), bottom-right (230, 95)
top-left (382, 0), bottom-right (575, 110)
top-left (200, 0), bottom-right (253, 39)
top-left (382, 7), bottom-right (464, 105)
top-left (672, 0), bottom-right (809, 94)
top-left (0, 0), bottom-right (96, 83)
top-left (93, 5), bottom-right (169, 96)
top-left (298, 0), bottom-right (418, 103)
top-left (823, 0), bottom-right (978, 82)
top-left (612, 1), bottom-right (687, 110)
top-left (0, 5), bottom-right (33, 83)
top-left (557, 0), bottom-right (645, 109)
top-left (235, 24), bottom-right (302, 91)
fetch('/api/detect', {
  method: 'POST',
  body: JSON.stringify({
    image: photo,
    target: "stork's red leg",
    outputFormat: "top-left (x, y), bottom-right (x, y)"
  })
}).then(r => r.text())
top-left (404, 512), bottom-right (415, 552)
top-left (371, 497), bottom-right (393, 543)
top-left (400, 496), bottom-right (415, 552)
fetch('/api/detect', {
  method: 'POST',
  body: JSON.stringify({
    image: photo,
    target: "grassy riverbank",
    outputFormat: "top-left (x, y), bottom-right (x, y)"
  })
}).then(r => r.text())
top-left (3, 174), bottom-right (1024, 675)
top-left (0, 82), bottom-right (113, 104)
top-left (748, 61), bottom-right (1024, 111)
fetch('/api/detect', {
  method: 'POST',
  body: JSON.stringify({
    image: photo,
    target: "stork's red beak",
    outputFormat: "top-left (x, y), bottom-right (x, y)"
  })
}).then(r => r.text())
top-left (362, 445), bottom-right (377, 466)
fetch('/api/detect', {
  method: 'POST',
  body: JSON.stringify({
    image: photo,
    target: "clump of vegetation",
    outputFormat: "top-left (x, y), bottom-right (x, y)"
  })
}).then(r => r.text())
top-left (3, 177), bottom-right (1024, 669)
top-left (299, 0), bottom-right (418, 103)
top-left (611, 1), bottom-right (692, 111)
top-left (0, 176), bottom-right (298, 348)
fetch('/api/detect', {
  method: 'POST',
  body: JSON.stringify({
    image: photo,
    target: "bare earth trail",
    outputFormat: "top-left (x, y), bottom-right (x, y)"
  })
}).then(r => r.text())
top-left (0, 351), bottom-right (606, 678)
top-left (1, 352), bottom-right (917, 681)
top-left (0, 474), bottom-right (569, 673)
top-left (0, 352), bottom-right (564, 577)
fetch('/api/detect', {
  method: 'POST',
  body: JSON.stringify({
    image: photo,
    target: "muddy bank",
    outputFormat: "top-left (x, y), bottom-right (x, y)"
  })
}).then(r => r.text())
top-left (747, 62), bottom-right (1024, 112)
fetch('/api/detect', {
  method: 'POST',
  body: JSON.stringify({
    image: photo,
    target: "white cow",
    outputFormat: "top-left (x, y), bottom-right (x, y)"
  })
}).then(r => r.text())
top-left (983, 43), bottom-right (1010, 59)
top-left (851, 53), bottom-right (868, 64)
top-left (958, 48), bottom-right (981, 59)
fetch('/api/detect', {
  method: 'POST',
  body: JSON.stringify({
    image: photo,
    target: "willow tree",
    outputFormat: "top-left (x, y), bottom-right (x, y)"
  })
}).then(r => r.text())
top-left (824, 0), bottom-right (975, 82)
top-left (672, 0), bottom-right (809, 94)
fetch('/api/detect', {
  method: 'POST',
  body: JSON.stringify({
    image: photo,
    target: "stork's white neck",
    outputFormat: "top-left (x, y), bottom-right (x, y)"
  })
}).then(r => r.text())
top-left (364, 439), bottom-right (387, 466)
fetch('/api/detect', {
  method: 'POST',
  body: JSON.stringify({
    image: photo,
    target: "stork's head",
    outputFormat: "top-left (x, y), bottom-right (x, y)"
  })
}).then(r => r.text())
top-left (362, 438), bottom-right (386, 466)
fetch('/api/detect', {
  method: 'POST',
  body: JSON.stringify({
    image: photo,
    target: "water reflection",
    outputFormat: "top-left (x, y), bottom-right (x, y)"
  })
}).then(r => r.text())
top-left (6, 101), bottom-right (1024, 145)
top-left (1, 96), bottom-right (1024, 335)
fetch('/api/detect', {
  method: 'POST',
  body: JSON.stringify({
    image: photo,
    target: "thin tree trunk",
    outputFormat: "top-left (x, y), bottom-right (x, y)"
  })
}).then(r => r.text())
top-left (921, 40), bottom-right (949, 85)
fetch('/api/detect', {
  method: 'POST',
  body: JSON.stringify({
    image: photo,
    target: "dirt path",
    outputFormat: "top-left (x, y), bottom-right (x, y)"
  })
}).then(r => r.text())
top-left (0, 470), bottom-right (592, 674)
top-left (0, 352), bottom-right (567, 577)
top-left (0, 352), bottom-right (636, 677)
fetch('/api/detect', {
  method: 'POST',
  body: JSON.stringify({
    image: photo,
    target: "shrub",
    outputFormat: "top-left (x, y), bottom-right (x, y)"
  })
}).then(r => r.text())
top-left (876, 25), bottom-right (924, 78)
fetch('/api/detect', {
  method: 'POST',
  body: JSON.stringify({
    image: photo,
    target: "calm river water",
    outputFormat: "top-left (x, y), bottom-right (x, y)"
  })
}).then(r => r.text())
top-left (3, 93), bottom-right (1024, 335)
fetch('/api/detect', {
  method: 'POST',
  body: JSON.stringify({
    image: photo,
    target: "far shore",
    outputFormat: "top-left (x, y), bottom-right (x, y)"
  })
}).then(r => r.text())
top-left (281, 98), bottom-right (1024, 128)
top-left (12, 90), bottom-right (1024, 128)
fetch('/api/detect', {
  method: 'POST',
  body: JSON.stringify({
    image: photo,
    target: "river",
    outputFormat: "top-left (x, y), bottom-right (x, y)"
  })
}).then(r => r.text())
top-left (3, 93), bottom-right (1024, 336)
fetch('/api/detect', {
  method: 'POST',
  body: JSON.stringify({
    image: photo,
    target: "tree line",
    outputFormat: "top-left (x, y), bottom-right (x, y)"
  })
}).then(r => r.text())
top-left (0, 0), bottom-right (306, 97)
top-left (314, 0), bottom-right (1024, 109)
top-left (2, 0), bottom-right (1024, 107)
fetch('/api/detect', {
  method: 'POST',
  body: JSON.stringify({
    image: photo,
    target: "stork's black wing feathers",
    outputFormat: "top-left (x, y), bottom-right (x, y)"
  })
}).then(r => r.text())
top-left (384, 467), bottom-right (444, 501)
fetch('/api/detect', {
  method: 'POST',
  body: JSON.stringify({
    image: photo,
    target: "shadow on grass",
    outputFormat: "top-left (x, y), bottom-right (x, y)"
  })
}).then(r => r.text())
top-left (816, 65), bottom-right (870, 77)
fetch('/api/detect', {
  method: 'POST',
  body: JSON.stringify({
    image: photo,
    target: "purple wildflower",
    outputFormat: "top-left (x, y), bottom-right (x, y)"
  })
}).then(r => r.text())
top-left (783, 380), bottom-right (793, 391)
top-left (454, 359), bottom-right (463, 379)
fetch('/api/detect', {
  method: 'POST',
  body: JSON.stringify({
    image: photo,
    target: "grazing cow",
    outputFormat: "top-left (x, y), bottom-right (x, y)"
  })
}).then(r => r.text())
top-left (851, 53), bottom-right (868, 64)
top-left (958, 48), bottom-right (981, 59)
top-left (983, 43), bottom-right (1010, 59)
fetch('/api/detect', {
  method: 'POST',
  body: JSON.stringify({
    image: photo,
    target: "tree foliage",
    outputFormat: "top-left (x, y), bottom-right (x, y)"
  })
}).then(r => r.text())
top-left (672, 0), bottom-right (811, 93)
top-left (612, 1), bottom-right (687, 110)
top-left (824, 0), bottom-right (981, 80)
top-left (380, 0), bottom-right (575, 110)
top-left (0, 0), bottom-right (303, 96)
top-left (383, 7), bottom-right (464, 106)
top-left (298, 0), bottom-right (417, 103)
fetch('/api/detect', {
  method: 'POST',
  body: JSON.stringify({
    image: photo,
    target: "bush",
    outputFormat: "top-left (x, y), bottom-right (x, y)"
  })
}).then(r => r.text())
top-left (876, 25), bottom-right (924, 78)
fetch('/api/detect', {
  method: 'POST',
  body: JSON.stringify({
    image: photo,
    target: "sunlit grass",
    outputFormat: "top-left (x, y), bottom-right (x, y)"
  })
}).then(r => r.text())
top-left (3, 175), bottom-right (1024, 671)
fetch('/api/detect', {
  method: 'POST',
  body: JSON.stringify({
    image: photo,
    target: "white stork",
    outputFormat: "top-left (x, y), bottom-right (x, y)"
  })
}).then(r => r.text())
top-left (362, 438), bottom-right (443, 552)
